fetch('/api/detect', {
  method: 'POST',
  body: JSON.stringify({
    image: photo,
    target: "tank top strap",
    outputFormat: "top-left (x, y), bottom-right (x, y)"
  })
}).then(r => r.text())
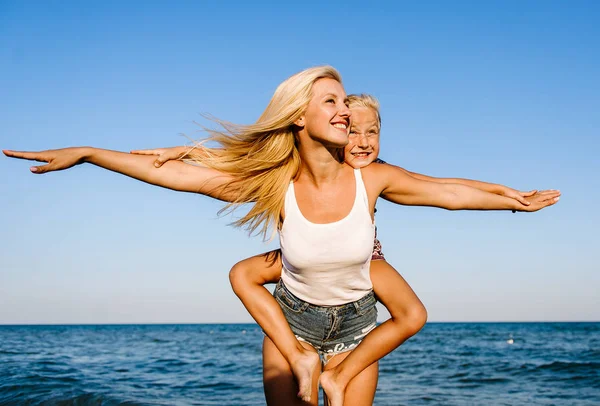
top-left (354, 169), bottom-right (370, 211)
top-left (284, 181), bottom-right (298, 220)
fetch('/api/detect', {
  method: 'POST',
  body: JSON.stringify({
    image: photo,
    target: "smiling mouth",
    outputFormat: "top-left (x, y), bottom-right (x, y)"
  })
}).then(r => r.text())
top-left (351, 152), bottom-right (372, 158)
top-left (332, 123), bottom-right (347, 130)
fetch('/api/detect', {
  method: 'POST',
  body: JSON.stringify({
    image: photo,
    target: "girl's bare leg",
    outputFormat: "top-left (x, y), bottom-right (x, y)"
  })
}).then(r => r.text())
top-left (230, 250), bottom-right (320, 402)
top-left (319, 260), bottom-right (427, 406)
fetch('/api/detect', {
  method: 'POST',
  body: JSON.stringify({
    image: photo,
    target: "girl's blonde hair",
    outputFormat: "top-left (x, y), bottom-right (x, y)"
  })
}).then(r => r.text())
top-left (347, 94), bottom-right (381, 127)
top-left (189, 66), bottom-right (342, 239)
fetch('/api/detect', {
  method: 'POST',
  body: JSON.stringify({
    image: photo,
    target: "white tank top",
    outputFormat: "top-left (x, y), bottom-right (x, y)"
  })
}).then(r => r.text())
top-left (279, 169), bottom-right (375, 306)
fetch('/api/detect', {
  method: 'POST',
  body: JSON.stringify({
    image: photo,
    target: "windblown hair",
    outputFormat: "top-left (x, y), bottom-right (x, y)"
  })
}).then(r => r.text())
top-left (188, 66), bottom-right (343, 240)
top-left (347, 93), bottom-right (382, 128)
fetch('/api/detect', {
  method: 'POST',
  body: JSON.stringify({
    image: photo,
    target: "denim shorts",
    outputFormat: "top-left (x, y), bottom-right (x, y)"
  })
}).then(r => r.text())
top-left (274, 280), bottom-right (378, 361)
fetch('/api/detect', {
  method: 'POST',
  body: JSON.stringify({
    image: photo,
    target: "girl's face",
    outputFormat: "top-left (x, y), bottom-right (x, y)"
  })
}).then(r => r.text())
top-left (344, 107), bottom-right (380, 168)
top-left (299, 78), bottom-right (351, 148)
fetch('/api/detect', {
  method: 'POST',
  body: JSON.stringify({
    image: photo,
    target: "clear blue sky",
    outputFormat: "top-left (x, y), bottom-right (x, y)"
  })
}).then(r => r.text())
top-left (1, 1), bottom-right (598, 324)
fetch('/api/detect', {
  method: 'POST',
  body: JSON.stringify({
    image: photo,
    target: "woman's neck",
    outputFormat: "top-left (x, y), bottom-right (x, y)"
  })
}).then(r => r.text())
top-left (296, 142), bottom-right (347, 186)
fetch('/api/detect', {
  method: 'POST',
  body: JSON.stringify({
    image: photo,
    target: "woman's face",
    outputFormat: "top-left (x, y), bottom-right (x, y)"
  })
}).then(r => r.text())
top-left (344, 107), bottom-right (380, 168)
top-left (300, 78), bottom-right (351, 148)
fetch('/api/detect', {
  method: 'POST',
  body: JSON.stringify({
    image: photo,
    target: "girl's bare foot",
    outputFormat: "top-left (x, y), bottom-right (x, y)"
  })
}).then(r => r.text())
top-left (319, 369), bottom-right (345, 406)
top-left (291, 350), bottom-right (320, 402)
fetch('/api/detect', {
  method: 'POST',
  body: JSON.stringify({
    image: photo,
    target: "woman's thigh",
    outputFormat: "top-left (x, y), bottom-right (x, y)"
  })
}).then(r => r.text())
top-left (323, 350), bottom-right (378, 406)
top-left (263, 336), bottom-right (321, 406)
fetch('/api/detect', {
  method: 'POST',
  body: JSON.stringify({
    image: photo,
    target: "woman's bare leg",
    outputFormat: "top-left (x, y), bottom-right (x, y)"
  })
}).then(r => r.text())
top-left (263, 336), bottom-right (321, 406)
top-left (230, 250), bottom-right (320, 401)
top-left (319, 260), bottom-right (427, 406)
top-left (321, 351), bottom-right (378, 406)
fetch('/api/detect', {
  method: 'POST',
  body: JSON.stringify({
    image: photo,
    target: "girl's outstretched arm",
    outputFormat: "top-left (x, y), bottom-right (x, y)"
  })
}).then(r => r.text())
top-left (396, 165), bottom-right (536, 206)
top-left (364, 163), bottom-right (560, 212)
top-left (3, 147), bottom-right (238, 202)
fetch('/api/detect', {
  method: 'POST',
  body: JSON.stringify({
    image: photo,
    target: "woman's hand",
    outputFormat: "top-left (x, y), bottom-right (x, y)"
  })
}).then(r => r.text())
top-left (130, 146), bottom-right (198, 168)
top-left (3, 147), bottom-right (91, 174)
top-left (513, 189), bottom-right (561, 212)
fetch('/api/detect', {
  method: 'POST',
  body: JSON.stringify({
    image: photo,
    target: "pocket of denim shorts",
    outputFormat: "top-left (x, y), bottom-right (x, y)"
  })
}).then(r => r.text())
top-left (354, 292), bottom-right (377, 316)
top-left (275, 286), bottom-right (307, 314)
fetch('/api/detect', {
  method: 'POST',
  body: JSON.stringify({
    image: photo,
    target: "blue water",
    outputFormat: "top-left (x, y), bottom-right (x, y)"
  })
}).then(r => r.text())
top-left (0, 323), bottom-right (598, 405)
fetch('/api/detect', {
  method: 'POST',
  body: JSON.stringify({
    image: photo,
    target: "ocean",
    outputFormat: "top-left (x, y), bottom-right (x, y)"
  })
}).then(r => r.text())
top-left (0, 323), bottom-right (598, 405)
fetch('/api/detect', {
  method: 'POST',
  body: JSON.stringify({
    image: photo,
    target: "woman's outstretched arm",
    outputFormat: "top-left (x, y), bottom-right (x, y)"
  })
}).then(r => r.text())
top-left (3, 147), bottom-right (238, 202)
top-left (365, 163), bottom-right (560, 212)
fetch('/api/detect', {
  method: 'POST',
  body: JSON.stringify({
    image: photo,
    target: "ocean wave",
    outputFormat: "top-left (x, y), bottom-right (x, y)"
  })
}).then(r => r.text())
top-left (535, 360), bottom-right (600, 374)
top-left (457, 377), bottom-right (512, 384)
top-left (41, 393), bottom-right (141, 405)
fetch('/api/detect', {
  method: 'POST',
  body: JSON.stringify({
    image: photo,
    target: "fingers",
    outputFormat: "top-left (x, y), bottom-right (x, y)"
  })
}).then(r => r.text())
top-left (129, 148), bottom-right (169, 167)
top-left (154, 150), bottom-right (187, 168)
top-left (130, 149), bottom-right (165, 156)
top-left (539, 195), bottom-right (560, 205)
top-left (30, 164), bottom-right (51, 174)
top-left (534, 189), bottom-right (560, 195)
top-left (520, 190), bottom-right (537, 197)
top-left (3, 150), bottom-right (49, 162)
top-left (516, 191), bottom-right (561, 212)
top-left (130, 147), bottom-right (189, 168)
top-left (527, 195), bottom-right (560, 212)
top-left (531, 193), bottom-right (560, 205)
top-left (154, 154), bottom-right (169, 168)
top-left (538, 190), bottom-right (561, 198)
top-left (515, 195), bottom-right (531, 206)
top-left (529, 190), bottom-right (560, 199)
top-left (542, 196), bottom-right (561, 208)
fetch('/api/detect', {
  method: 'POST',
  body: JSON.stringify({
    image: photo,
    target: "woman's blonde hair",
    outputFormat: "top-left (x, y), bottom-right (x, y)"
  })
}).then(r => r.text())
top-left (189, 66), bottom-right (342, 239)
top-left (347, 94), bottom-right (381, 128)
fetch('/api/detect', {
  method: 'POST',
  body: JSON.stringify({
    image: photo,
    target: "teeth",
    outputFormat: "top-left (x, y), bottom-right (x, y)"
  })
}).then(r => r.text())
top-left (333, 123), bottom-right (347, 129)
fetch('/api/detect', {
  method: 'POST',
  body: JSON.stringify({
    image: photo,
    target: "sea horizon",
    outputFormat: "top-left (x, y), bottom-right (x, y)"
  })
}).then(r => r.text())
top-left (1, 320), bottom-right (598, 326)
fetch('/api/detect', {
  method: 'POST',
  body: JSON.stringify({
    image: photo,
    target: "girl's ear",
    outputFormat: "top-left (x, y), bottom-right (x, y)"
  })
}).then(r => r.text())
top-left (294, 116), bottom-right (305, 127)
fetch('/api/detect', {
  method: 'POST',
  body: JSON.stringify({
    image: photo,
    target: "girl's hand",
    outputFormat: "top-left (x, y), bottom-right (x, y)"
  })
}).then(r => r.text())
top-left (3, 147), bottom-right (90, 174)
top-left (500, 186), bottom-right (537, 206)
top-left (130, 146), bottom-right (195, 168)
top-left (514, 189), bottom-right (561, 212)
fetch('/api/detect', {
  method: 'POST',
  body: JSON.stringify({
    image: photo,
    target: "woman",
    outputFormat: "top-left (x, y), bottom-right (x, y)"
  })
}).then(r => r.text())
top-left (4, 66), bottom-right (560, 406)
top-left (132, 93), bottom-right (539, 405)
